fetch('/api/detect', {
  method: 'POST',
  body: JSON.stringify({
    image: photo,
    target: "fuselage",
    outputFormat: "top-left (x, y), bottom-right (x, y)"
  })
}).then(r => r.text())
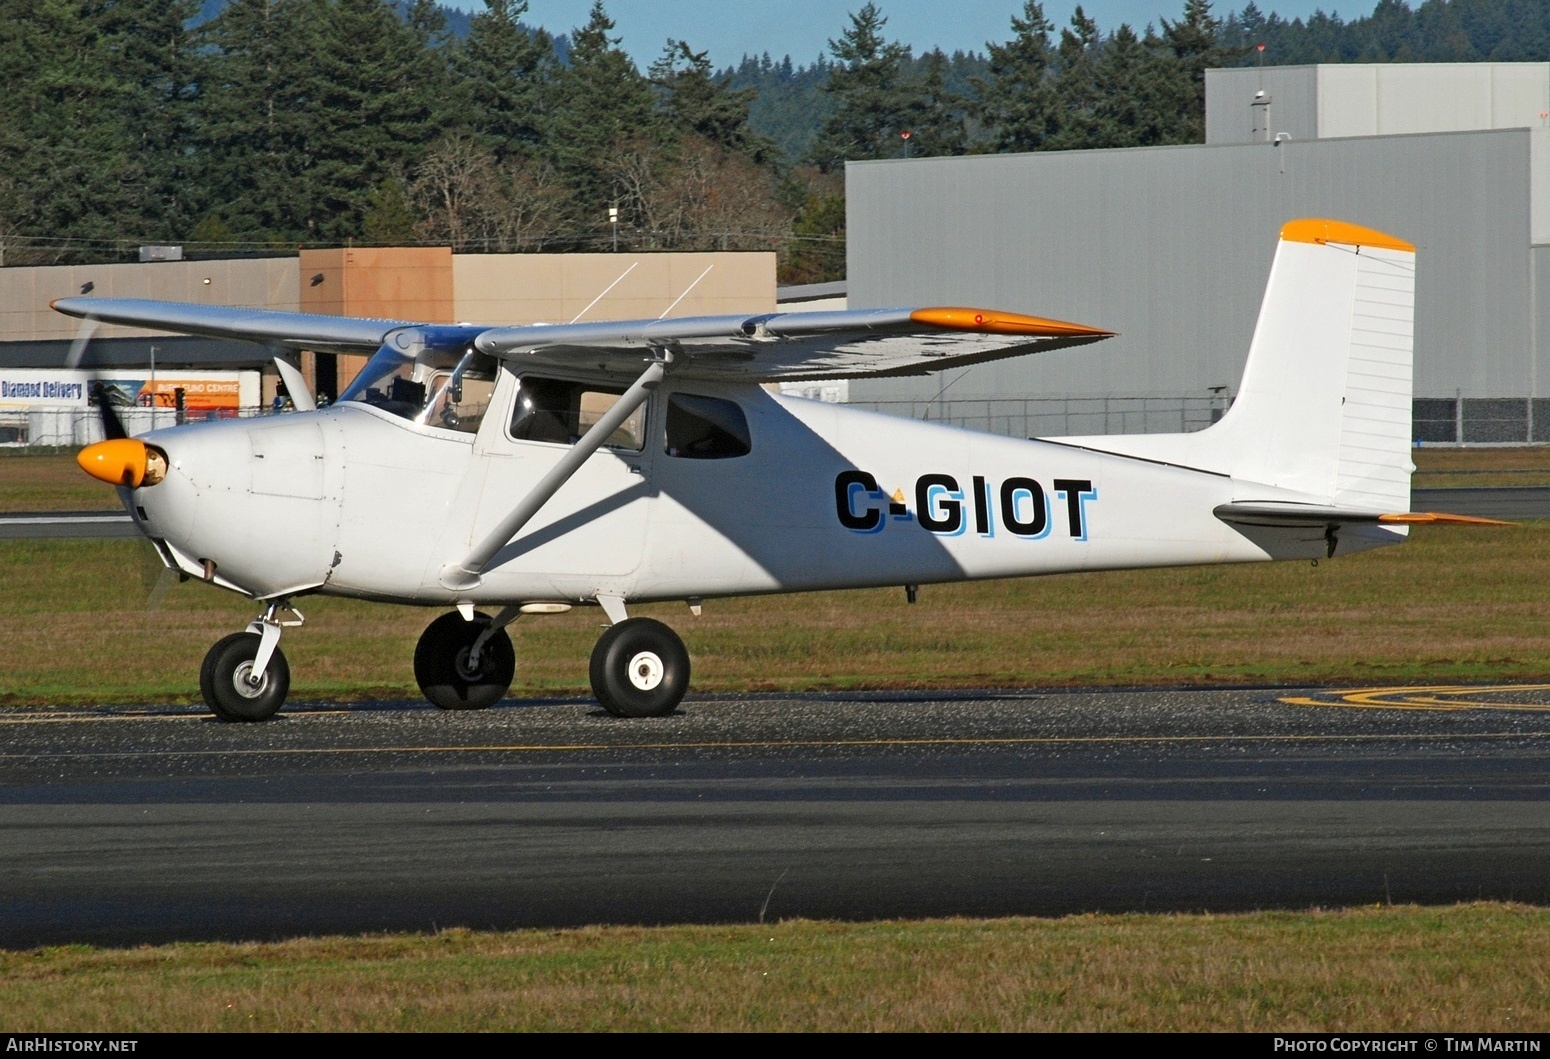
top-left (127, 368), bottom-right (1398, 607)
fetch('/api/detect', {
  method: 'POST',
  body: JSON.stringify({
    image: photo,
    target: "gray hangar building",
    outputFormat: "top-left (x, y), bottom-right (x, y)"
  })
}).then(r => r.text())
top-left (843, 62), bottom-right (1550, 444)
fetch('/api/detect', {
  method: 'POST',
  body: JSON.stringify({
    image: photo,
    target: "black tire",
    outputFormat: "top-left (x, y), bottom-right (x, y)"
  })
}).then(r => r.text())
top-left (414, 611), bottom-right (515, 710)
top-left (200, 632), bottom-right (254, 722)
top-left (589, 617), bottom-right (690, 718)
top-left (202, 631), bottom-right (289, 722)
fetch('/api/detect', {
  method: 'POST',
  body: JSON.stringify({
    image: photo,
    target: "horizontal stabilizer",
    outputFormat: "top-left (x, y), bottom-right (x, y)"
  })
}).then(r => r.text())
top-left (1215, 502), bottom-right (1513, 528)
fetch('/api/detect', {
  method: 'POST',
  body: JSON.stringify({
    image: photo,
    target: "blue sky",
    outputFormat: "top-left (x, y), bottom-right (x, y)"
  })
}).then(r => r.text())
top-left (443, 1), bottom-right (1375, 68)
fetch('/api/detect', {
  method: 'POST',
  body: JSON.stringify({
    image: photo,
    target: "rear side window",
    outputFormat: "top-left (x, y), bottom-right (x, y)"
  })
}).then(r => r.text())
top-left (665, 393), bottom-right (750, 459)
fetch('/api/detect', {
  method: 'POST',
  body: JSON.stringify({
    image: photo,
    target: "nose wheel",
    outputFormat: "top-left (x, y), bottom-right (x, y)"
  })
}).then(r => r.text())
top-left (199, 600), bottom-right (302, 722)
top-left (200, 631), bottom-right (291, 722)
top-left (414, 611), bottom-right (516, 710)
top-left (589, 617), bottom-right (690, 717)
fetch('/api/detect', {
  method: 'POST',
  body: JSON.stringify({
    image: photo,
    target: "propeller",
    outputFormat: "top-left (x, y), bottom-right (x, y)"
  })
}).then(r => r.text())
top-left (65, 313), bottom-right (179, 609)
top-left (64, 316), bottom-right (129, 442)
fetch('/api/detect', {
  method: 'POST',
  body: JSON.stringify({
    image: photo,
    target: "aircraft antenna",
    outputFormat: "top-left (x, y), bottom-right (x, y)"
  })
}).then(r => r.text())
top-left (658, 265), bottom-right (714, 319)
top-left (569, 262), bottom-right (639, 323)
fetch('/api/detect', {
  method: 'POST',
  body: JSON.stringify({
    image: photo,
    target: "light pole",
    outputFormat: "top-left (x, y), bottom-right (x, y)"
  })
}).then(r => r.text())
top-left (609, 206), bottom-right (619, 251)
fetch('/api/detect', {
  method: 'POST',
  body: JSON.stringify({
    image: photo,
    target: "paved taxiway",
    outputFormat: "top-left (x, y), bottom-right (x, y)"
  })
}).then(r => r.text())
top-left (3, 685), bottom-right (1549, 948)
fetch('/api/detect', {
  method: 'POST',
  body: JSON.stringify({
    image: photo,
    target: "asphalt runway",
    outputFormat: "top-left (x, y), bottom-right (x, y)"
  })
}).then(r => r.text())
top-left (3, 684), bottom-right (1549, 949)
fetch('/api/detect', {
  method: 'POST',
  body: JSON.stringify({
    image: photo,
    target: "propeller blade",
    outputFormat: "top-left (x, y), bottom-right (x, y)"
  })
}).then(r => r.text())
top-left (146, 567), bottom-right (179, 612)
top-left (90, 381), bottom-right (129, 440)
top-left (65, 316), bottom-right (99, 369)
top-left (65, 315), bottom-right (129, 441)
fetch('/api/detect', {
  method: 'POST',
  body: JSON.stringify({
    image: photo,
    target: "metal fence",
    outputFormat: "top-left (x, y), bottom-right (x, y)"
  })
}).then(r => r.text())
top-left (854, 395), bottom-right (1550, 445)
top-left (848, 395), bottom-right (1227, 438)
top-left (10, 395), bottom-right (1550, 450)
top-left (1414, 397), bottom-right (1550, 445)
top-left (0, 406), bottom-right (275, 449)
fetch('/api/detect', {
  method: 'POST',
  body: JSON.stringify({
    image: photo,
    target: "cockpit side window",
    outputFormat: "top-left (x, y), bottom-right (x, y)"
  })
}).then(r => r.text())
top-left (509, 376), bottom-right (645, 451)
top-left (341, 342), bottom-right (495, 434)
top-left (665, 393), bottom-right (751, 459)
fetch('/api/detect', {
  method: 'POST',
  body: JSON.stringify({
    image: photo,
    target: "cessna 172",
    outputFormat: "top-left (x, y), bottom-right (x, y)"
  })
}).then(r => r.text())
top-left (55, 218), bottom-right (1486, 722)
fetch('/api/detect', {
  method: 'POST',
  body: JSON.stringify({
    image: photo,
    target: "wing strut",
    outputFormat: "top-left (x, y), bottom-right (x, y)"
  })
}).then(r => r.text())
top-left (438, 358), bottom-right (668, 592)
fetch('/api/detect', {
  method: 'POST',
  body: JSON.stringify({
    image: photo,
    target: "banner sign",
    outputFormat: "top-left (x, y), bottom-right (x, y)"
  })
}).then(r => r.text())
top-left (0, 370), bottom-right (258, 411)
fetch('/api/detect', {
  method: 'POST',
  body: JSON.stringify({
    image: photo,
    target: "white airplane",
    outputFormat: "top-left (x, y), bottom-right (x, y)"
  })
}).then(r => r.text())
top-left (53, 218), bottom-right (1493, 722)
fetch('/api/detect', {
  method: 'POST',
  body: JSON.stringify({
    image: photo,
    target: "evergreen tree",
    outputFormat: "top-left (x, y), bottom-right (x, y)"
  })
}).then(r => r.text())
top-left (94, 0), bottom-right (207, 241)
top-left (651, 40), bottom-right (772, 160)
top-left (402, 0), bottom-right (457, 126)
top-left (725, 53), bottom-right (835, 162)
top-left (304, 0), bottom-right (440, 240)
top-left (197, 0), bottom-right (331, 241)
top-left (1414, 0), bottom-right (1479, 62)
top-left (1158, 0), bottom-right (1242, 142)
top-left (0, 0), bottom-right (212, 258)
top-left (1046, 7), bottom-right (1104, 150)
top-left (1091, 23), bottom-right (1182, 147)
top-left (806, 3), bottom-right (917, 170)
top-left (0, 0), bottom-right (124, 260)
top-left (455, 0), bottom-right (557, 161)
top-left (976, 1), bottom-right (1058, 152)
top-left (547, 1), bottom-right (659, 221)
top-left (903, 49), bottom-right (967, 157)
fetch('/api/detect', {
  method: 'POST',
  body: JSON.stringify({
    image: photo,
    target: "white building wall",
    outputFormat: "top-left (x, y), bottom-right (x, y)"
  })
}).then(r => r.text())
top-left (1207, 63), bottom-right (1550, 145)
top-left (846, 128), bottom-right (1546, 408)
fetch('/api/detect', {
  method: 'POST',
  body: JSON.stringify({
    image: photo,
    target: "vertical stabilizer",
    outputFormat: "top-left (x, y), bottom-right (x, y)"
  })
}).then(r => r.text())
top-left (1057, 219), bottom-right (1417, 510)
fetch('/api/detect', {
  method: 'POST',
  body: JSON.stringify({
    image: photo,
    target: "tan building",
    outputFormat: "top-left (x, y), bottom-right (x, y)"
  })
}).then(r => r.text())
top-left (1, 248), bottom-right (777, 405)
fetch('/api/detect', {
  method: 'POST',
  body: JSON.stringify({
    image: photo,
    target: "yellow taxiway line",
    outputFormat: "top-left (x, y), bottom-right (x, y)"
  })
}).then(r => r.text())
top-left (1281, 684), bottom-right (1550, 712)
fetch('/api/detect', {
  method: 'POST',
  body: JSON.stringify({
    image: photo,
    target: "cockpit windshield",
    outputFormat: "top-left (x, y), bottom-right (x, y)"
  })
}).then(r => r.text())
top-left (341, 338), bottom-right (497, 434)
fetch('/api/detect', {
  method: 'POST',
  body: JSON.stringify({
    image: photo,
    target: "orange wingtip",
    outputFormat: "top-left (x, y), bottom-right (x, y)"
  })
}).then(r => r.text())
top-left (1280, 219), bottom-right (1414, 253)
top-left (1377, 512), bottom-right (1515, 526)
top-left (910, 307), bottom-right (1113, 338)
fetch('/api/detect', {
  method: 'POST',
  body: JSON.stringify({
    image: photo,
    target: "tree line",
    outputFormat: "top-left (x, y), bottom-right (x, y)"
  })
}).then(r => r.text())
top-left (2, 0), bottom-right (1548, 282)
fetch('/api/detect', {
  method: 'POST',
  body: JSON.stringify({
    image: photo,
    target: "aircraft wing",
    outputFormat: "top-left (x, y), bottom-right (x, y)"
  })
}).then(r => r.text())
top-left (473, 307), bottom-right (1112, 381)
top-left (51, 298), bottom-right (1112, 380)
top-left (50, 297), bottom-right (425, 353)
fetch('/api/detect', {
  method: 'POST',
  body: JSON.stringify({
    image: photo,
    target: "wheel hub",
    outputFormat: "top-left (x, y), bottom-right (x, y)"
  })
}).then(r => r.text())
top-left (233, 662), bottom-right (268, 699)
top-left (453, 645), bottom-right (485, 682)
top-left (626, 651), bottom-right (665, 691)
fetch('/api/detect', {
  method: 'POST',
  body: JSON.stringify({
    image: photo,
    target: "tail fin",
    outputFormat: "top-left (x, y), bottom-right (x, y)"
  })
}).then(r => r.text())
top-left (1060, 219), bottom-right (1417, 509)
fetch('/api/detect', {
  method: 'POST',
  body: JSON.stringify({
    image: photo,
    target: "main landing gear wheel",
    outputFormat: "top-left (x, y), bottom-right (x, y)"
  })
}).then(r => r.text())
top-left (414, 611), bottom-right (515, 710)
top-left (200, 631), bottom-right (290, 722)
top-left (589, 617), bottom-right (690, 718)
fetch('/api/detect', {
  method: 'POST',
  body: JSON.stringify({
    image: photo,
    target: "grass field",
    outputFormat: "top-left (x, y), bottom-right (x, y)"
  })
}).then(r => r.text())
top-left (3, 905), bottom-right (1547, 1031)
top-left (5, 516), bottom-right (1550, 705)
top-left (4, 451), bottom-right (1549, 1030)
